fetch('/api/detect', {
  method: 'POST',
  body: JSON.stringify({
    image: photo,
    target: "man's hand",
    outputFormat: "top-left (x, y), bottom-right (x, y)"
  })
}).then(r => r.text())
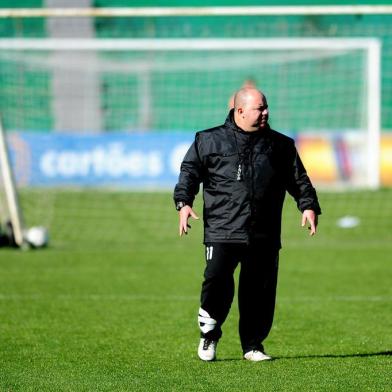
top-left (179, 206), bottom-right (199, 236)
top-left (301, 209), bottom-right (318, 236)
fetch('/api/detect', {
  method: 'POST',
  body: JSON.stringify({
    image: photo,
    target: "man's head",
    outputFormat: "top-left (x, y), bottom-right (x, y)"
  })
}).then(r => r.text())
top-left (233, 88), bottom-right (269, 132)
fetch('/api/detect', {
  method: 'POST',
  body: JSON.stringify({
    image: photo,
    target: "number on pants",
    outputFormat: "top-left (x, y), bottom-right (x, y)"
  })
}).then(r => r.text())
top-left (206, 246), bottom-right (214, 261)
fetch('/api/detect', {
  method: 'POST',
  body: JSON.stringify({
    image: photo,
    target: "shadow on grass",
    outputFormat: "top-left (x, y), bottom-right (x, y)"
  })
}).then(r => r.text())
top-left (216, 350), bottom-right (392, 362)
top-left (273, 350), bottom-right (392, 360)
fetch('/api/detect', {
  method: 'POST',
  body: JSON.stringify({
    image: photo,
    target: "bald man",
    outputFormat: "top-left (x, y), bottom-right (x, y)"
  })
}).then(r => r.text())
top-left (174, 88), bottom-right (321, 362)
top-left (228, 78), bottom-right (257, 110)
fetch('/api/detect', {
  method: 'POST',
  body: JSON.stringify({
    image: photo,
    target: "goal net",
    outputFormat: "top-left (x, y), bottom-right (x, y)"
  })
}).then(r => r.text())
top-left (0, 37), bottom-right (381, 186)
top-left (0, 36), bottom-right (383, 249)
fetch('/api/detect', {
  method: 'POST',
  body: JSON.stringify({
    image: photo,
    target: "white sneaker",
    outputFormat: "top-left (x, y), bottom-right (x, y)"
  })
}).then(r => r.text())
top-left (198, 338), bottom-right (217, 361)
top-left (243, 350), bottom-right (272, 362)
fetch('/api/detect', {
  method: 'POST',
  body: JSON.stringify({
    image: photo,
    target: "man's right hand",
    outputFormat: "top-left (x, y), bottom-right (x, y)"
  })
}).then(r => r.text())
top-left (179, 205), bottom-right (199, 236)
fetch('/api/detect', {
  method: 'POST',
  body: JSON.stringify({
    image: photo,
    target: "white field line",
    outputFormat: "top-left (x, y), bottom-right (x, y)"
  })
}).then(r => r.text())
top-left (0, 294), bottom-right (390, 302)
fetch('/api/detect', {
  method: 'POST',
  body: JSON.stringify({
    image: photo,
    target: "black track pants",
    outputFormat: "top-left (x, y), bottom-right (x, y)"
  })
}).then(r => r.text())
top-left (200, 242), bottom-right (279, 354)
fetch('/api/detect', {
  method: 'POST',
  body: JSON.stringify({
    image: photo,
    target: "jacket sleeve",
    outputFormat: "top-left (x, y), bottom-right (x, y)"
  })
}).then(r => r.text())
top-left (286, 144), bottom-right (322, 215)
top-left (173, 133), bottom-right (204, 207)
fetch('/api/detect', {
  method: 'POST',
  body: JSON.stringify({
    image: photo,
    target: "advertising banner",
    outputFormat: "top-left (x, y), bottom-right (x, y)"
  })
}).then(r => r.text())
top-left (7, 132), bottom-right (193, 188)
top-left (5, 132), bottom-right (392, 188)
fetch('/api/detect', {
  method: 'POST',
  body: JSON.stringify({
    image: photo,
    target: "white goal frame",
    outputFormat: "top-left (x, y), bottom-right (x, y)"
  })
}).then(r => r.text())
top-left (0, 115), bottom-right (25, 246)
top-left (0, 37), bottom-right (381, 188)
top-left (0, 5), bottom-right (392, 18)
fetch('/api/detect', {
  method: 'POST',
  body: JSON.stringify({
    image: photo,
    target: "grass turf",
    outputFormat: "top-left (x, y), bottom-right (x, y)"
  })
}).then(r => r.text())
top-left (0, 189), bottom-right (391, 391)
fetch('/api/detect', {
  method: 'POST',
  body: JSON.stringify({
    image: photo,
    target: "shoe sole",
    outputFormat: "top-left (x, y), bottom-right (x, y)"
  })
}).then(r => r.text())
top-left (198, 355), bottom-right (216, 361)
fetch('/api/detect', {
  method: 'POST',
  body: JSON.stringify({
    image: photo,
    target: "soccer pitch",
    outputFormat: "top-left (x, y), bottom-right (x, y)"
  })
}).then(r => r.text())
top-left (0, 189), bottom-right (391, 391)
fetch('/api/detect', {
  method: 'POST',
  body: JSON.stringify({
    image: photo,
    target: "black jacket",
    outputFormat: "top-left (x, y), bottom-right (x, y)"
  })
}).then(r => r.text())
top-left (174, 111), bottom-right (321, 248)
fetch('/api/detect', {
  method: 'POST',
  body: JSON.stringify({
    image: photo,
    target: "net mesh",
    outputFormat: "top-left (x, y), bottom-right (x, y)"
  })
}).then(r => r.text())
top-left (0, 46), bottom-right (367, 133)
top-left (1, 13), bottom-right (392, 128)
top-left (0, 41), bottom-right (374, 192)
top-left (0, 10), bottom-right (390, 251)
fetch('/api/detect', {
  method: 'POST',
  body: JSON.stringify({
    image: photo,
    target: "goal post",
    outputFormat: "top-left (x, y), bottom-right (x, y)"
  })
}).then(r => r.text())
top-left (0, 115), bottom-right (25, 247)
top-left (0, 37), bottom-right (381, 189)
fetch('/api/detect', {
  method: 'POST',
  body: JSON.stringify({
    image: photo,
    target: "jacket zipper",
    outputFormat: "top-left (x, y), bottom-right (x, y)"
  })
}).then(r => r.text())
top-left (248, 139), bottom-right (255, 243)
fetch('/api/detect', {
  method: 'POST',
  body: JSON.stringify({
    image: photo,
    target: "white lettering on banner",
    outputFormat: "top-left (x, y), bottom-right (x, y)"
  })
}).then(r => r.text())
top-left (92, 148), bottom-right (106, 176)
top-left (40, 151), bottom-right (56, 177)
top-left (126, 151), bottom-right (144, 177)
top-left (148, 153), bottom-right (162, 177)
top-left (170, 143), bottom-right (192, 175)
top-left (57, 151), bottom-right (80, 177)
top-left (39, 143), bottom-right (164, 178)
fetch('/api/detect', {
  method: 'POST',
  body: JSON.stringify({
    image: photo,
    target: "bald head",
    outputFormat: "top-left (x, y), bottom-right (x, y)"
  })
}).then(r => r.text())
top-left (234, 87), bottom-right (264, 111)
top-left (233, 88), bottom-right (269, 132)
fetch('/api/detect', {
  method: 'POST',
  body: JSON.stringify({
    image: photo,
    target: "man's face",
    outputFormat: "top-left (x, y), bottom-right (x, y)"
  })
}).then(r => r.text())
top-left (242, 94), bottom-right (269, 130)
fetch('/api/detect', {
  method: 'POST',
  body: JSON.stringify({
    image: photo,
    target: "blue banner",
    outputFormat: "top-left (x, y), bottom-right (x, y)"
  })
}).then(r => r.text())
top-left (7, 132), bottom-right (194, 188)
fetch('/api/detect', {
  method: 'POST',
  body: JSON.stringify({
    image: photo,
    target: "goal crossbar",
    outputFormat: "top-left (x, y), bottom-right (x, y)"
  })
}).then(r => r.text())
top-left (0, 6), bottom-right (392, 18)
top-left (0, 38), bottom-right (382, 52)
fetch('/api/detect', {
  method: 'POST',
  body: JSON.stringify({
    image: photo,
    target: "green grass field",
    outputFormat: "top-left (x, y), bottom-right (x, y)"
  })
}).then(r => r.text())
top-left (0, 189), bottom-right (391, 391)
